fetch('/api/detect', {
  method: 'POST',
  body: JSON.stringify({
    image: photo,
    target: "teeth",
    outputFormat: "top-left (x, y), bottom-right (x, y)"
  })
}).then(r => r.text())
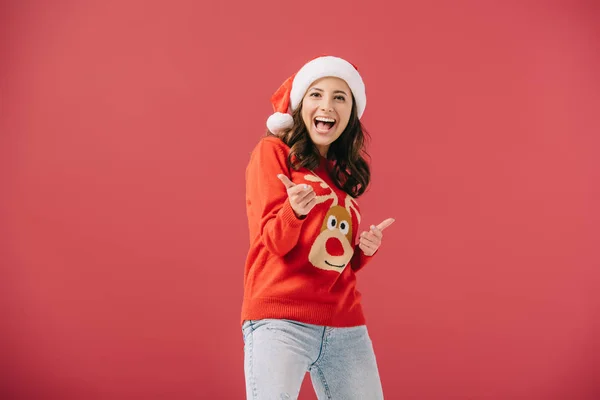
top-left (315, 117), bottom-right (335, 123)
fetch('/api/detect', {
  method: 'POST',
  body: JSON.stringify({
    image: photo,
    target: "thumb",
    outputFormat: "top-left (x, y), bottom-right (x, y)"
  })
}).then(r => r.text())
top-left (376, 218), bottom-right (395, 231)
top-left (277, 174), bottom-right (296, 189)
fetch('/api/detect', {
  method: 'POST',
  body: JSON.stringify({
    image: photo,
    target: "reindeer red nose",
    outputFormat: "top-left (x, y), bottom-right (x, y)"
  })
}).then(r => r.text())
top-left (325, 237), bottom-right (344, 256)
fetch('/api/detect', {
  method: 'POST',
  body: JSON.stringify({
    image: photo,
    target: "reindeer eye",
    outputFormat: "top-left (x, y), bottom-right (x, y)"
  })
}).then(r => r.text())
top-left (327, 215), bottom-right (337, 230)
top-left (339, 220), bottom-right (349, 235)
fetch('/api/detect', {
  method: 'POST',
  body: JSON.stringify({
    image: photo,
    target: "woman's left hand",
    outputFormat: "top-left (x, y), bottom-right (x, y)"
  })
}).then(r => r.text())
top-left (358, 218), bottom-right (395, 256)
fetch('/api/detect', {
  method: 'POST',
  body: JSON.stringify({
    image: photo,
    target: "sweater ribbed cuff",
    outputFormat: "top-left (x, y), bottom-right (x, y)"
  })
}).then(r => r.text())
top-left (280, 199), bottom-right (306, 228)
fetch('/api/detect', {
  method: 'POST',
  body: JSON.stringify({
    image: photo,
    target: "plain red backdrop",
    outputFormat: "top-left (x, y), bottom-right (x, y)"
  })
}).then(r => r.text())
top-left (1, 1), bottom-right (599, 399)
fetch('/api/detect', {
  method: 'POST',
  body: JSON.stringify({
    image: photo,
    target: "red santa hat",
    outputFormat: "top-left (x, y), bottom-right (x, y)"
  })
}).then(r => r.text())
top-left (266, 56), bottom-right (366, 134)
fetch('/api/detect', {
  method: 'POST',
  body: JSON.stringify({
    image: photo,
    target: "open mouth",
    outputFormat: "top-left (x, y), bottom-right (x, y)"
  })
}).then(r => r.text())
top-left (325, 260), bottom-right (345, 268)
top-left (314, 116), bottom-right (336, 134)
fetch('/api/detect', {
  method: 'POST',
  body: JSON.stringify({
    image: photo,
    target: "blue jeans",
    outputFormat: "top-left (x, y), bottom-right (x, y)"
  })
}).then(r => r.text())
top-left (242, 319), bottom-right (384, 399)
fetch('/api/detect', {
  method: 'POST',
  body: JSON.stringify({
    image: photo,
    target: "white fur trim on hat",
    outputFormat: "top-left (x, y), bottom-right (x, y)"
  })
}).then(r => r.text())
top-left (266, 112), bottom-right (293, 133)
top-left (289, 56), bottom-right (366, 118)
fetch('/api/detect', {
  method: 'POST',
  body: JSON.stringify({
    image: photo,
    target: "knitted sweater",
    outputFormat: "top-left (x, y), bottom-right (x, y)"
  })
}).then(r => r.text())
top-left (241, 136), bottom-right (375, 327)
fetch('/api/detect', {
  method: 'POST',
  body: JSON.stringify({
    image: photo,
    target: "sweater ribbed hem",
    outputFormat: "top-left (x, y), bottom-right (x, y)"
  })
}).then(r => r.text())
top-left (241, 296), bottom-right (366, 328)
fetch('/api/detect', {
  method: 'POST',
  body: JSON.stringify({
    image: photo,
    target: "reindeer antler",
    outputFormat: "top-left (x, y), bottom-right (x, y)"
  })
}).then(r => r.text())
top-left (304, 174), bottom-right (338, 206)
top-left (345, 195), bottom-right (361, 223)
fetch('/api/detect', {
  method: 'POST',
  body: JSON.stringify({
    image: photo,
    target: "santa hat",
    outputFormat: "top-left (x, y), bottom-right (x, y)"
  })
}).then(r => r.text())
top-left (266, 56), bottom-right (366, 134)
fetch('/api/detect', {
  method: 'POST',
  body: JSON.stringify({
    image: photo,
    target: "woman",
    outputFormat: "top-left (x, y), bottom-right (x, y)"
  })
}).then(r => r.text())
top-left (242, 55), bottom-right (394, 399)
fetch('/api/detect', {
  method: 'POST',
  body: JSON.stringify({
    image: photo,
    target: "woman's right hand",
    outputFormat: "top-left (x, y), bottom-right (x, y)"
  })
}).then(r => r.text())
top-left (277, 174), bottom-right (316, 218)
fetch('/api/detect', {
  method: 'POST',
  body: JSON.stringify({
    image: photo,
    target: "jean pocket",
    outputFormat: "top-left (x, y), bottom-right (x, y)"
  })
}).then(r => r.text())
top-left (250, 318), bottom-right (282, 332)
top-left (241, 320), bottom-right (254, 343)
top-left (241, 319), bottom-right (273, 344)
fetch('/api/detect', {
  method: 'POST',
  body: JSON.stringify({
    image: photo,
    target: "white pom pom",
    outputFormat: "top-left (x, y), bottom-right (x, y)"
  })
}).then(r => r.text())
top-left (266, 112), bottom-right (293, 134)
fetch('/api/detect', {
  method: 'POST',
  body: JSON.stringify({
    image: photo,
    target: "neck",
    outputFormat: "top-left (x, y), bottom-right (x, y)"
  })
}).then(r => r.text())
top-left (316, 145), bottom-right (329, 158)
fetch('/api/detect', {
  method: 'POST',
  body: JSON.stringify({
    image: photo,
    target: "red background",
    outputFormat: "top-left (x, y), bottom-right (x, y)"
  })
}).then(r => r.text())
top-left (1, 1), bottom-right (599, 399)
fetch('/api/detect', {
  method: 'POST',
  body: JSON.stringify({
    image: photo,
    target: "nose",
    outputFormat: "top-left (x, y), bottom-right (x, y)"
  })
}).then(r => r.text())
top-left (325, 237), bottom-right (345, 256)
top-left (319, 95), bottom-right (334, 112)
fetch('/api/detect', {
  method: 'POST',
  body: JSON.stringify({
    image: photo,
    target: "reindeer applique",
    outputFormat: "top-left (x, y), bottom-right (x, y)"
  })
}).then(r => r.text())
top-left (303, 173), bottom-right (361, 273)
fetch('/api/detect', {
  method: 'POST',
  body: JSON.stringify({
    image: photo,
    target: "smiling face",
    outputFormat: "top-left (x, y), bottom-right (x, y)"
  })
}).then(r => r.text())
top-left (301, 77), bottom-right (353, 157)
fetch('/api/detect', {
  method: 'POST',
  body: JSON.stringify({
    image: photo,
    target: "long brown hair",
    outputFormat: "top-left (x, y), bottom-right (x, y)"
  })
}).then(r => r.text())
top-left (266, 96), bottom-right (371, 198)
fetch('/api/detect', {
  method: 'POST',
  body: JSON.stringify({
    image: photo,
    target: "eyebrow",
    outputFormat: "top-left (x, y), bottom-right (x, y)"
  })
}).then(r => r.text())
top-left (310, 87), bottom-right (349, 96)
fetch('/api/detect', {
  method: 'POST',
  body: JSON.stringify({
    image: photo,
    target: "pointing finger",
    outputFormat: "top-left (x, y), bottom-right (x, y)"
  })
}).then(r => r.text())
top-left (277, 174), bottom-right (296, 189)
top-left (376, 218), bottom-right (395, 232)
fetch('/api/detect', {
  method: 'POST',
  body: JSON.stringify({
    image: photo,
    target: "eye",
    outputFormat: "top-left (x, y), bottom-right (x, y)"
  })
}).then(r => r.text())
top-left (335, 95), bottom-right (346, 101)
top-left (327, 215), bottom-right (337, 230)
top-left (339, 220), bottom-right (349, 235)
top-left (310, 92), bottom-right (321, 98)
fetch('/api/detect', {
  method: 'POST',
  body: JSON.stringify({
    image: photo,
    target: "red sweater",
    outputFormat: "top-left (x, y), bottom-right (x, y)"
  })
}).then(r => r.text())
top-left (241, 136), bottom-right (375, 327)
